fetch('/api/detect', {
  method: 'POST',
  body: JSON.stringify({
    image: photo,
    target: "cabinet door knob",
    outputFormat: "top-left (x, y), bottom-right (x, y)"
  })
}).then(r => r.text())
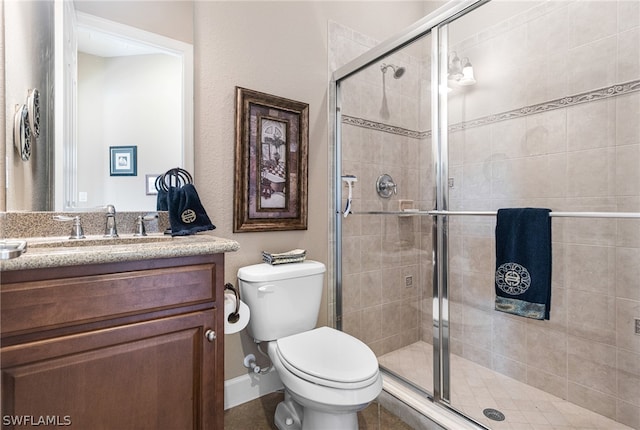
top-left (205, 329), bottom-right (216, 342)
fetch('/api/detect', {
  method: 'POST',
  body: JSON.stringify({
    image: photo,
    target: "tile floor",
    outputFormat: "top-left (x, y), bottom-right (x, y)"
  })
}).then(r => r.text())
top-left (379, 341), bottom-right (634, 430)
top-left (224, 390), bottom-right (414, 430)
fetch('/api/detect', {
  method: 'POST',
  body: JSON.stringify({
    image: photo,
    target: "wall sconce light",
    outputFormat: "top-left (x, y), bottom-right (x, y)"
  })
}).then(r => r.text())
top-left (458, 58), bottom-right (476, 86)
top-left (448, 52), bottom-right (463, 80)
top-left (448, 52), bottom-right (476, 86)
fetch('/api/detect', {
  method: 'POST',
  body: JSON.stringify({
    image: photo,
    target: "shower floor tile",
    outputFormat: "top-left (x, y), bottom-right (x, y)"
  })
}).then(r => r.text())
top-left (379, 341), bottom-right (633, 430)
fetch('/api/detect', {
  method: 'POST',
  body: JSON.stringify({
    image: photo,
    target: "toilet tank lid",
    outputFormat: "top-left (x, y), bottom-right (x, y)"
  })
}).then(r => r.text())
top-left (237, 260), bottom-right (326, 282)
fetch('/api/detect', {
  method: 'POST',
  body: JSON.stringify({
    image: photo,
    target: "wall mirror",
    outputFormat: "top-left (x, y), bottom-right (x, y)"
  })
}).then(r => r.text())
top-left (63, 11), bottom-right (194, 211)
top-left (3, 1), bottom-right (194, 212)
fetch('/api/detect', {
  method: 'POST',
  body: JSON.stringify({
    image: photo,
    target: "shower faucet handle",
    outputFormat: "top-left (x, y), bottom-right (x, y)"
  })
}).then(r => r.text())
top-left (376, 174), bottom-right (397, 198)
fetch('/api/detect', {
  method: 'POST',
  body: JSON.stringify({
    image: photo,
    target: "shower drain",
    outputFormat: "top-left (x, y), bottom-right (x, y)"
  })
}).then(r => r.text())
top-left (482, 408), bottom-right (505, 421)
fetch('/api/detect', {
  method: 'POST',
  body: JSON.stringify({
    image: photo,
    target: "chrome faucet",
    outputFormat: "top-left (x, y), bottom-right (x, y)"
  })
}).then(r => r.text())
top-left (53, 215), bottom-right (86, 239)
top-left (104, 205), bottom-right (119, 238)
top-left (133, 213), bottom-right (159, 237)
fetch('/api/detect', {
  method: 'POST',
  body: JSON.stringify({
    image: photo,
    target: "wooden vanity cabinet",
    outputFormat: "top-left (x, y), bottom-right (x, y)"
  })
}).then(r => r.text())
top-left (1, 254), bottom-right (225, 429)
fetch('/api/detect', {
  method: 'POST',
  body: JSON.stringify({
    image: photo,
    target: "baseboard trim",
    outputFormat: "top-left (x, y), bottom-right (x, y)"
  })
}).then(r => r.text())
top-left (224, 369), bottom-right (284, 410)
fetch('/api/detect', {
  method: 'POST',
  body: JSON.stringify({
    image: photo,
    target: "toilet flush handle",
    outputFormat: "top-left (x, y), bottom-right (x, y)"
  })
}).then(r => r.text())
top-left (258, 285), bottom-right (275, 293)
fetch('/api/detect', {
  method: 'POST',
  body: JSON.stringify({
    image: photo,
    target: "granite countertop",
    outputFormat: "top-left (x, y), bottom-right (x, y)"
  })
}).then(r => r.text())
top-left (1, 232), bottom-right (239, 271)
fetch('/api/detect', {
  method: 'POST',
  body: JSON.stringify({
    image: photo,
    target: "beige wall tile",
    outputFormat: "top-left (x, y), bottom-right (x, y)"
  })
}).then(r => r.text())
top-left (527, 325), bottom-right (568, 378)
top-left (618, 27), bottom-right (640, 83)
top-left (491, 354), bottom-right (527, 383)
top-left (568, 1), bottom-right (617, 48)
top-left (360, 234), bottom-right (382, 271)
top-left (527, 367), bottom-right (567, 399)
top-left (568, 381), bottom-right (617, 420)
top-left (342, 273), bottom-right (362, 314)
top-left (361, 269), bottom-right (383, 308)
top-left (491, 117), bottom-right (527, 160)
top-left (616, 144), bottom-right (640, 196)
top-left (568, 36), bottom-right (617, 94)
top-left (567, 148), bottom-right (615, 198)
top-left (463, 270), bottom-right (494, 311)
top-left (616, 247), bottom-right (640, 300)
top-left (525, 109), bottom-right (568, 155)
top-left (381, 298), bottom-right (418, 339)
top-left (564, 214), bottom-right (618, 246)
top-left (462, 236), bottom-right (493, 273)
top-left (616, 298), bottom-right (640, 353)
top-left (568, 289), bottom-right (616, 344)
top-left (617, 400), bottom-right (640, 429)
top-left (568, 337), bottom-right (617, 397)
top-left (565, 244), bottom-right (616, 296)
top-left (617, 197), bottom-right (640, 247)
top-left (567, 99), bottom-right (615, 152)
top-left (619, 0), bottom-right (640, 32)
top-left (460, 343), bottom-right (492, 369)
top-left (360, 305), bottom-right (383, 345)
top-left (618, 368), bottom-right (640, 408)
top-left (492, 313), bottom-right (527, 363)
top-left (462, 306), bottom-right (493, 349)
top-left (341, 310), bottom-right (362, 341)
top-left (341, 236), bottom-right (361, 275)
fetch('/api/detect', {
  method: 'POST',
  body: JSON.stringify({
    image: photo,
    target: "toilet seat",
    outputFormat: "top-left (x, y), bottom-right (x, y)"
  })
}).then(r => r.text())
top-left (275, 327), bottom-right (379, 390)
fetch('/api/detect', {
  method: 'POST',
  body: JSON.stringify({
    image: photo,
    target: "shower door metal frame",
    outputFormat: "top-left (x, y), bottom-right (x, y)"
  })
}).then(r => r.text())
top-left (330, 0), bottom-right (487, 409)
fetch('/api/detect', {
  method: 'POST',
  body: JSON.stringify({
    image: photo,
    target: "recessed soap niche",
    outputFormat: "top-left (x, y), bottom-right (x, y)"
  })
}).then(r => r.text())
top-left (398, 199), bottom-right (419, 216)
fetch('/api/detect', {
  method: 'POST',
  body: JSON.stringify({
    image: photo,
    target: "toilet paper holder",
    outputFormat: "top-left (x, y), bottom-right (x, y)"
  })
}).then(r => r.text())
top-left (224, 283), bottom-right (241, 323)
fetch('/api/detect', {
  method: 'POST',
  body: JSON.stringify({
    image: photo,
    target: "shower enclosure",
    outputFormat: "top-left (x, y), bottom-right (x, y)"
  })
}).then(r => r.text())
top-left (331, 1), bottom-right (640, 429)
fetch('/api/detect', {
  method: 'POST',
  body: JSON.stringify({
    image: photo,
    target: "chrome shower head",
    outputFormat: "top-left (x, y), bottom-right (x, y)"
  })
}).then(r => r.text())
top-left (381, 63), bottom-right (405, 79)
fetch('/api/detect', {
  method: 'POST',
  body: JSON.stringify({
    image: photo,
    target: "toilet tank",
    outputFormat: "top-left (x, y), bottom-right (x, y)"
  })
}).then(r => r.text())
top-left (237, 260), bottom-right (326, 341)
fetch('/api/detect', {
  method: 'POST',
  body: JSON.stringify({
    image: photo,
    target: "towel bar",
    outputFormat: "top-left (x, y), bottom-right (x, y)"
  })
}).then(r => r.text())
top-left (343, 210), bottom-right (640, 219)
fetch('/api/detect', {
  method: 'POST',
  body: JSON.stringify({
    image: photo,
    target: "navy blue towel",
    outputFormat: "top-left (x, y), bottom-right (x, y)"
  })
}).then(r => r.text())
top-left (495, 208), bottom-right (552, 320)
top-left (156, 189), bottom-right (168, 211)
top-left (167, 184), bottom-right (215, 236)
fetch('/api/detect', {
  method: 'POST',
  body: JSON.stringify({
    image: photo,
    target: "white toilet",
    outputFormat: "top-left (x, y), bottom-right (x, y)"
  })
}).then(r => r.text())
top-left (237, 260), bottom-right (382, 430)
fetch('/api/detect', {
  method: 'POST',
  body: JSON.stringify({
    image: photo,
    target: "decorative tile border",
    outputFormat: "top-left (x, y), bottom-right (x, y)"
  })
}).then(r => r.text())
top-left (450, 79), bottom-right (640, 133)
top-left (343, 79), bottom-right (640, 138)
top-left (341, 115), bottom-right (427, 139)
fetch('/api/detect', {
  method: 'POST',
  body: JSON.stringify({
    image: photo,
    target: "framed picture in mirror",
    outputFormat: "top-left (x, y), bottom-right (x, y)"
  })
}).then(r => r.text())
top-left (233, 87), bottom-right (309, 232)
top-left (109, 146), bottom-right (137, 176)
top-left (145, 174), bottom-right (160, 195)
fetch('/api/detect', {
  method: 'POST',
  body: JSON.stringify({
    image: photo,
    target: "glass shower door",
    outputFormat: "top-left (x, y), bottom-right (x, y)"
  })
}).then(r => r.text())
top-left (333, 27), bottom-right (435, 398)
top-left (441, 2), bottom-right (640, 428)
top-left (334, 1), bottom-right (639, 428)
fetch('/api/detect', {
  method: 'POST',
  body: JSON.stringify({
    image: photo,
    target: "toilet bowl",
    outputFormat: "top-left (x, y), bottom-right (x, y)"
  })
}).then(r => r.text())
top-left (268, 327), bottom-right (382, 429)
top-left (237, 261), bottom-right (383, 430)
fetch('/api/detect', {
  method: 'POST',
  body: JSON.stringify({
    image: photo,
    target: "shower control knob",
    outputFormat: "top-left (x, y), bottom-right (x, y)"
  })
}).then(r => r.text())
top-left (376, 174), bottom-right (397, 198)
top-left (205, 329), bottom-right (216, 342)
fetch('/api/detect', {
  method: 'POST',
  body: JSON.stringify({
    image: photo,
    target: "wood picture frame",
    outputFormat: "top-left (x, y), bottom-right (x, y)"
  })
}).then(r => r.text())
top-left (233, 87), bottom-right (308, 232)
